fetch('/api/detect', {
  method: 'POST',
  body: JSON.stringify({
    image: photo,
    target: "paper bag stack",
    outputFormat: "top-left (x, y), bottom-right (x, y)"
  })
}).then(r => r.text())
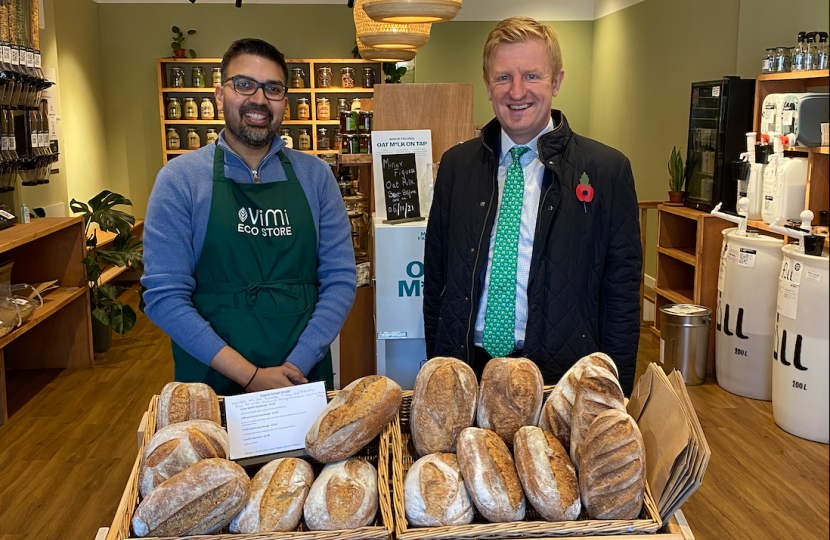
top-left (627, 363), bottom-right (711, 522)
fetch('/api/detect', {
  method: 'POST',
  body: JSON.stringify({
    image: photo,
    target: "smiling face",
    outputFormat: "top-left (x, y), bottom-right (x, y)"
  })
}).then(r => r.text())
top-left (215, 53), bottom-right (287, 149)
top-left (485, 38), bottom-right (564, 145)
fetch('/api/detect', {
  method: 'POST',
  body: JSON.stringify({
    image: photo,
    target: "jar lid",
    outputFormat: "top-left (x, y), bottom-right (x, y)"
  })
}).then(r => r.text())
top-left (212, 67), bottom-right (221, 71)
top-left (187, 128), bottom-right (199, 132)
top-left (193, 66), bottom-right (204, 70)
top-left (166, 127), bottom-right (178, 131)
top-left (344, 134), bottom-right (357, 139)
top-left (201, 97), bottom-right (212, 100)
top-left (359, 133), bottom-right (371, 138)
top-left (342, 67), bottom-right (354, 72)
top-left (298, 97), bottom-right (309, 103)
top-left (184, 97), bottom-right (196, 101)
top-left (206, 128), bottom-right (217, 132)
top-left (363, 67), bottom-right (374, 71)
top-left (167, 96), bottom-right (180, 100)
top-left (292, 67), bottom-right (304, 72)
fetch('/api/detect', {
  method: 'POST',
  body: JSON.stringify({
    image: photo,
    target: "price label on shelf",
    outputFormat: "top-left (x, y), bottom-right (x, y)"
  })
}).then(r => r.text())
top-left (26, 51), bottom-right (33, 68)
top-left (30, 134), bottom-right (37, 148)
top-left (11, 47), bottom-right (19, 66)
top-left (35, 53), bottom-right (41, 68)
top-left (2, 46), bottom-right (10, 64)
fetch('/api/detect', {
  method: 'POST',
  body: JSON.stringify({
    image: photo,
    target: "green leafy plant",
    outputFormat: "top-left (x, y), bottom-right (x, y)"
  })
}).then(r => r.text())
top-left (383, 62), bottom-right (407, 84)
top-left (70, 191), bottom-right (144, 336)
top-left (667, 146), bottom-right (686, 193)
top-left (172, 26), bottom-right (197, 58)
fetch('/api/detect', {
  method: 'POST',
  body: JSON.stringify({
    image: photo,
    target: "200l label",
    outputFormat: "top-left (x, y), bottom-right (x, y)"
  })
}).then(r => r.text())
top-left (793, 380), bottom-right (808, 391)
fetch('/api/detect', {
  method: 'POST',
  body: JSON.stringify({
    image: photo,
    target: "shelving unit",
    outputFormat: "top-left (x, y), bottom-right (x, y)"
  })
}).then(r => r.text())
top-left (157, 58), bottom-right (381, 164)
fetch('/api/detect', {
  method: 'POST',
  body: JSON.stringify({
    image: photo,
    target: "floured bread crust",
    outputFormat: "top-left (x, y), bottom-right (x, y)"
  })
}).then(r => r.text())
top-left (404, 453), bottom-right (474, 527)
top-left (304, 459), bottom-right (379, 531)
top-left (230, 458), bottom-right (314, 533)
top-left (156, 382), bottom-right (221, 431)
top-left (477, 358), bottom-right (544, 446)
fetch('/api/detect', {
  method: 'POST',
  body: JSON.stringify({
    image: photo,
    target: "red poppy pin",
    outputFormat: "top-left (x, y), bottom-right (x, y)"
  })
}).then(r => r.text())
top-left (576, 172), bottom-right (594, 212)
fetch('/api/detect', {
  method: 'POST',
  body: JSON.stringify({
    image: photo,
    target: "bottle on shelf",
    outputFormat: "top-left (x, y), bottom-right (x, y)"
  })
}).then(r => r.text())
top-left (280, 128), bottom-right (294, 149)
top-left (183, 97), bottom-right (198, 120)
top-left (166, 127), bottom-right (181, 150)
top-left (206, 128), bottom-right (219, 145)
top-left (298, 128), bottom-right (311, 151)
top-left (200, 98), bottom-right (215, 120)
top-left (186, 128), bottom-right (201, 150)
top-left (297, 97), bottom-right (310, 120)
top-left (792, 32), bottom-right (808, 71)
top-left (317, 97), bottom-right (331, 120)
top-left (192, 67), bottom-right (206, 88)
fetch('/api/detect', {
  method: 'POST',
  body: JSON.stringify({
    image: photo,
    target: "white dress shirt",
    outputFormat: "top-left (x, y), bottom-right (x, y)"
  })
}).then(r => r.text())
top-left (474, 118), bottom-right (554, 350)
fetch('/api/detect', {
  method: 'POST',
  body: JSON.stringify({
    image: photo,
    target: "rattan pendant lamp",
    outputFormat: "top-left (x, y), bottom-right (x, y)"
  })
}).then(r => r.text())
top-left (357, 37), bottom-right (417, 62)
top-left (354, 0), bottom-right (431, 49)
top-left (363, 0), bottom-right (462, 24)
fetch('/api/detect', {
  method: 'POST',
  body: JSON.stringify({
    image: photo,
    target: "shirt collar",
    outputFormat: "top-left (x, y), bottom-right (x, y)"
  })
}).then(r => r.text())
top-left (217, 129), bottom-right (286, 162)
top-left (499, 117), bottom-right (555, 164)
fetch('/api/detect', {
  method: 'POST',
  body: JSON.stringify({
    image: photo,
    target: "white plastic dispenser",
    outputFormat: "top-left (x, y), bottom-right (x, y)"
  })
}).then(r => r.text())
top-left (761, 134), bottom-right (808, 225)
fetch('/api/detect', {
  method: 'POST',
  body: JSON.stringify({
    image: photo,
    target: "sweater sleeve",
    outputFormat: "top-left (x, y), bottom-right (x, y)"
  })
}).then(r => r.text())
top-left (141, 164), bottom-right (228, 365)
top-left (283, 161), bottom-right (357, 375)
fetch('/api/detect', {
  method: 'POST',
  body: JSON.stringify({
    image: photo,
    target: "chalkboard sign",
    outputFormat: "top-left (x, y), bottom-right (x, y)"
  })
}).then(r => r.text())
top-left (381, 153), bottom-right (424, 223)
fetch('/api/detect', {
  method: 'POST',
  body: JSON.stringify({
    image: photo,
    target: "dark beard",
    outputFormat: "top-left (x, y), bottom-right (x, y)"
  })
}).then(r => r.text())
top-left (226, 104), bottom-right (277, 148)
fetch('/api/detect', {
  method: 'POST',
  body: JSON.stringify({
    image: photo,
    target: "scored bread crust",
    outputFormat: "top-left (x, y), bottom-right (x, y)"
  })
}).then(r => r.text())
top-left (230, 458), bottom-right (314, 533)
top-left (303, 459), bottom-right (379, 531)
top-left (156, 382), bottom-right (221, 431)
top-left (132, 458), bottom-right (250, 537)
top-left (305, 375), bottom-right (402, 463)
top-left (476, 358), bottom-right (544, 446)
top-left (570, 366), bottom-right (625, 470)
top-left (579, 409), bottom-right (646, 520)
top-left (404, 453), bottom-right (474, 527)
top-left (456, 427), bottom-right (526, 523)
top-left (138, 419), bottom-right (230, 498)
top-left (411, 357), bottom-right (478, 457)
top-left (513, 426), bottom-right (580, 522)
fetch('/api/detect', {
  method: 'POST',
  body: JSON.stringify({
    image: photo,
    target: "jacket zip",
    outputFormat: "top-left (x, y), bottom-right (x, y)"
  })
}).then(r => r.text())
top-left (218, 141), bottom-right (281, 184)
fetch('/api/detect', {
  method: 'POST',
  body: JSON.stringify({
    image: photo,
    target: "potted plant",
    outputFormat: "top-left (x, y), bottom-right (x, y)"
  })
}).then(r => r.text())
top-left (171, 26), bottom-right (197, 58)
top-left (70, 191), bottom-right (144, 353)
top-left (667, 146), bottom-right (687, 205)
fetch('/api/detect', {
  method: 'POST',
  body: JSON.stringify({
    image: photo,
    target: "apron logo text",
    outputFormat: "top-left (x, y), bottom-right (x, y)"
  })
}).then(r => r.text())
top-left (237, 206), bottom-right (293, 237)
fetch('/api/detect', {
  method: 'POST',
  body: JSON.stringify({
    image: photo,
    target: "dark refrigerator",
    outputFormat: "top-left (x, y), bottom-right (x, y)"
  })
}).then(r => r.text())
top-left (684, 77), bottom-right (755, 213)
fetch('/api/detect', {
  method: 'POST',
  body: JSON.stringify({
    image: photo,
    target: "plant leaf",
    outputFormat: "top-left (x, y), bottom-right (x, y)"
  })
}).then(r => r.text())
top-left (82, 255), bottom-right (102, 283)
top-left (92, 306), bottom-right (110, 327)
top-left (189, 50), bottom-right (197, 58)
top-left (187, 29), bottom-right (196, 35)
top-left (579, 172), bottom-right (590, 186)
top-left (172, 25), bottom-right (180, 33)
top-left (98, 283), bottom-right (119, 303)
top-left (110, 303), bottom-right (137, 335)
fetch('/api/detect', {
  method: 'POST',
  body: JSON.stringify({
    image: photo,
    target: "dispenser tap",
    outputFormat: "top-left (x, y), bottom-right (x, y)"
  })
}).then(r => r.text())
top-left (770, 210), bottom-right (814, 252)
top-left (712, 198), bottom-right (751, 236)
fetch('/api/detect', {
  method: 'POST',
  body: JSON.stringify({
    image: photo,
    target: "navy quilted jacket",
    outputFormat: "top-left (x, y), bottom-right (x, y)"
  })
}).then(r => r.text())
top-left (423, 111), bottom-right (642, 395)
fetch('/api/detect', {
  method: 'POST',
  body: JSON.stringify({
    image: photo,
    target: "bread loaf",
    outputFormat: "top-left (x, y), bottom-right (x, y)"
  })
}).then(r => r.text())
top-left (579, 409), bottom-right (646, 520)
top-left (303, 459), bottom-right (378, 531)
top-left (538, 353), bottom-right (619, 448)
top-left (570, 366), bottom-right (625, 470)
top-left (404, 453), bottom-right (474, 527)
top-left (156, 382), bottom-right (221, 431)
top-left (476, 357), bottom-right (544, 446)
top-left (456, 427), bottom-right (526, 522)
top-left (305, 375), bottom-right (402, 463)
top-left (513, 426), bottom-right (580, 521)
top-left (230, 458), bottom-right (314, 533)
top-left (138, 419), bottom-right (230, 498)
top-left (132, 458), bottom-right (250, 537)
top-left (411, 357), bottom-right (478, 457)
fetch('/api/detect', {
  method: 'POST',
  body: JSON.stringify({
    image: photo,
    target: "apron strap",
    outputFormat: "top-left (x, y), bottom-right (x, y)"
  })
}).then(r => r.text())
top-left (277, 150), bottom-right (300, 185)
top-left (196, 279), bottom-right (317, 306)
top-left (213, 143), bottom-right (225, 179)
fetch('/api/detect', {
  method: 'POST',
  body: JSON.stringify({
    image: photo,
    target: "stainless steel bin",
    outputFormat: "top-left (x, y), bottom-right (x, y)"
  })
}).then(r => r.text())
top-left (659, 304), bottom-right (712, 385)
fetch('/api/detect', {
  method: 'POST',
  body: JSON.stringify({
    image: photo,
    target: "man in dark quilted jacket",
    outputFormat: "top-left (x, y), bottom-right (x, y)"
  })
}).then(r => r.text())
top-left (423, 17), bottom-right (642, 395)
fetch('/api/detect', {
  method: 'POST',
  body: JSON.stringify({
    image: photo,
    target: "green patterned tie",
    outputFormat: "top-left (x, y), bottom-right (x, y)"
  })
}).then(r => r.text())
top-left (483, 146), bottom-right (530, 358)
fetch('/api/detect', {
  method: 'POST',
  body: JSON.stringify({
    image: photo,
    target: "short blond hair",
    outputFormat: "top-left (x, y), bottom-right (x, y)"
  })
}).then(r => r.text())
top-left (483, 17), bottom-right (563, 80)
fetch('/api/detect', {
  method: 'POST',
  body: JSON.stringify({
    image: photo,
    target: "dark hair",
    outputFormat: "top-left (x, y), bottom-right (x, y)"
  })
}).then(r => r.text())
top-left (221, 38), bottom-right (289, 83)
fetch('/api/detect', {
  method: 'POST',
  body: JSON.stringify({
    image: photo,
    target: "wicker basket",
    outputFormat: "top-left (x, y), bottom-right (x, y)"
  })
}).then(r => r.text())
top-left (392, 390), bottom-right (662, 540)
top-left (106, 392), bottom-right (395, 540)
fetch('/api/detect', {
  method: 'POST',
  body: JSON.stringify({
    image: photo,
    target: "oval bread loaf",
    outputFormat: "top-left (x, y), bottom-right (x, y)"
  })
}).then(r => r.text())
top-left (303, 459), bottom-right (379, 531)
top-left (477, 357), bottom-right (544, 446)
top-left (132, 458), bottom-right (250, 537)
top-left (411, 357), bottom-right (478, 457)
top-left (156, 382), bottom-right (221, 431)
top-left (138, 419), bottom-right (230, 498)
top-left (513, 426), bottom-right (580, 522)
top-left (305, 375), bottom-right (402, 463)
top-left (230, 458), bottom-right (314, 533)
top-left (579, 409), bottom-right (646, 520)
top-left (538, 353), bottom-right (618, 448)
top-left (456, 427), bottom-right (526, 523)
top-left (570, 365), bottom-right (625, 470)
top-left (404, 453), bottom-right (474, 527)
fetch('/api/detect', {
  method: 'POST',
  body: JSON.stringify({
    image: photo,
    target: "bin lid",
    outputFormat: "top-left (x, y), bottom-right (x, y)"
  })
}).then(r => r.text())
top-left (660, 304), bottom-right (710, 316)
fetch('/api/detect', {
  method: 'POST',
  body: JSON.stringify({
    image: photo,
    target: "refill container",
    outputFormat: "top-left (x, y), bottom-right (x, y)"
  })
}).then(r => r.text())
top-left (747, 142), bottom-right (771, 220)
top-left (781, 92), bottom-right (829, 147)
top-left (760, 93), bottom-right (785, 135)
top-left (761, 134), bottom-right (808, 224)
top-left (659, 304), bottom-right (712, 385)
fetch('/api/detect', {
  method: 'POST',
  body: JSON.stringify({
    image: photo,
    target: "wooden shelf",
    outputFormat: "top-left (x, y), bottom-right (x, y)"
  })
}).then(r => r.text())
top-left (656, 246), bottom-right (697, 266)
top-left (0, 287), bottom-right (86, 350)
top-left (785, 145), bottom-right (829, 154)
top-left (339, 154), bottom-right (373, 165)
top-left (654, 286), bottom-right (694, 306)
top-left (756, 70), bottom-right (829, 82)
top-left (162, 87), bottom-right (216, 93)
top-left (164, 120), bottom-right (224, 125)
top-left (0, 217), bottom-right (84, 254)
top-left (313, 88), bottom-right (375, 93)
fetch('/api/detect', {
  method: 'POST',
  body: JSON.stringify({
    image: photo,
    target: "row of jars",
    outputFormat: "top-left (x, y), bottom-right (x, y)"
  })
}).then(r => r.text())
top-left (169, 66), bottom-right (222, 89)
top-left (167, 97), bottom-right (222, 121)
top-left (286, 97), bottom-right (369, 122)
top-left (290, 67), bottom-right (375, 89)
top-left (166, 127), bottom-right (219, 151)
top-left (278, 127), bottom-right (372, 154)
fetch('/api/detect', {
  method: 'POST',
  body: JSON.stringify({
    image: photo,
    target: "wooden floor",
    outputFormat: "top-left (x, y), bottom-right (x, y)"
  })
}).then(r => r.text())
top-left (0, 296), bottom-right (827, 540)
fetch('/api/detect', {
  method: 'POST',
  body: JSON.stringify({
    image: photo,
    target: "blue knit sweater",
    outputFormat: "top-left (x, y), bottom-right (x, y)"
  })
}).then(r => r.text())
top-left (141, 132), bottom-right (357, 375)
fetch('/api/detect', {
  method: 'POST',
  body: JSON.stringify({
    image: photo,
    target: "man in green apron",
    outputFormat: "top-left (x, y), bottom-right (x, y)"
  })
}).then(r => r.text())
top-left (142, 39), bottom-right (357, 395)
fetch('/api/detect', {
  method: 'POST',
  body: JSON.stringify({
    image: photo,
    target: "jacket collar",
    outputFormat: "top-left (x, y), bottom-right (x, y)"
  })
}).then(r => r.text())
top-left (480, 110), bottom-right (572, 164)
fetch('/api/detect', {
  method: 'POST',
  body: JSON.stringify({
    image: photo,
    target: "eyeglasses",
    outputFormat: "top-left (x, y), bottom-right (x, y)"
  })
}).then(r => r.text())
top-left (224, 75), bottom-right (288, 101)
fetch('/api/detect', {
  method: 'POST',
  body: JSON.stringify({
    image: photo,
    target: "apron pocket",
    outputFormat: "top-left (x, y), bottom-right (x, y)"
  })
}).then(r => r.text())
top-left (221, 306), bottom-right (310, 368)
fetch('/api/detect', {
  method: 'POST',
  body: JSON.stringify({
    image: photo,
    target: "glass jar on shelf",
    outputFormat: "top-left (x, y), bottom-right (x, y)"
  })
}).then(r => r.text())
top-left (169, 66), bottom-right (185, 88)
top-left (205, 128), bottom-right (219, 145)
top-left (217, 107), bottom-right (225, 120)
top-left (341, 67), bottom-right (355, 88)
top-left (298, 128), bottom-right (311, 150)
top-left (359, 110), bottom-right (373, 133)
top-left (317, 97), bottom-right (331, 120)
top-left (187, 128), bottom-right (201, 150)
top-left (166, 97), bottom-right (182, 120)
top-left (317, 67), bottom-right (333, 89)
top-left (774, 46), bottom-right (791, 72)
top-left (192, 67), bottom-right (206, 88)
top-left (762, 48), bottom-right (775, 73)
top-left (291, 67), bottom-right (306, 88)
top-left (359, 133), bottom-right (371, 154)
top-left (212, 67), bottom-right (222, 87)
top-left (363, 67), bottom-right (375, 88)
top-left (342, 133), bottom-right (357, 154)
top-left (280, 128), bottom-right (294, 149)
top-left (297, 97), bottom-right (311, 120)
top-left (815, 32), bottom-right (829, 70)
top-left (338, 169), bottom-right (354, 197)
top-left (318, 127), bottom-right (330, 150)
top-left (333, 128), bottom-right (342, 150)
top-left (791, 32), bottom-right (808, 71)
top-left (200, 98), bottom-right (215, 120)
top-left (166, 128), bottom-right (181, 150)
top-left (351, 98), bottom-right (362, 111)
top-left (283, 103), bottom-right (291, 121)
top-left (337, 98), bottom-right (350, 116)
top-left (183, 98), bottom-right (198, 120)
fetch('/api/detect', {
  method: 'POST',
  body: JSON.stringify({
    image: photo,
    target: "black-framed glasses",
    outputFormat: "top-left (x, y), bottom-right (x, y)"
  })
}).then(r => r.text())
top-left (224, 75), bottom-right (288, 101)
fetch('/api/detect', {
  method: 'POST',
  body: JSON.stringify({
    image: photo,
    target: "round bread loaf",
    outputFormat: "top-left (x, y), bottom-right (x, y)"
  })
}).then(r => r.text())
top-left (570, 365), bottom-right (625, 470)
top-left (138, 419), bottom-right (230, 498)
top-left (156, 382), bottom-right (221, 431)
top-left (579, 409), bottom-right (646, 520)
top-left (538, 353), bottom-right (618, 448)
top-left (230, 458), bottom-right (314, 533)
top-left (305, 375), bottom-right (402, 463)
top-left (411, 357), bottom-right (478, 457)
top-left (476, 357), bottom-right (544, 446)
top-left (404, 453), bottom-right (474, 527)
top-left (303, 459), bottom-right (379, 531)
top-left (132, 458), bottom-right (250, 537)
top-left (513, 426), bottom-right (580, 521)
top-left (456, 427), bottom-right (526, 523)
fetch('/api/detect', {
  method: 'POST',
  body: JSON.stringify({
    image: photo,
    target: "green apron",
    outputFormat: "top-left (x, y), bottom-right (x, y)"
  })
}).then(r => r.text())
top-left (172, 145), bottom-right (333, 395)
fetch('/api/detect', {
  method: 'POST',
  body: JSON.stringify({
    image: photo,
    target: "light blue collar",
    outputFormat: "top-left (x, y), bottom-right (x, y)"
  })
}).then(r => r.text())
top-left (500, 117), bottom-right (554, 165)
